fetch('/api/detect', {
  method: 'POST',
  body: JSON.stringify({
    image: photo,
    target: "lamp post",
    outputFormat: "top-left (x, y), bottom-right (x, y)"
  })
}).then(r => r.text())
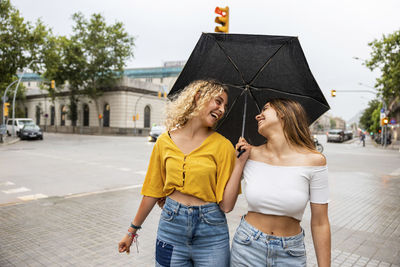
top-left (353, 56), bottom-right (389, 147)
top-left (11, 60), bottom-right (36, 136)
top-left (357, 82), bottom-right (388, 147)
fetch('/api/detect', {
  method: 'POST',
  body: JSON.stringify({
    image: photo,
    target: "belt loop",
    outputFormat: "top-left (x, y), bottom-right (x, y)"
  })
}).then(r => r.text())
top-left (254, 230), bottom-right (262, 240)
top-left (174, 201), bottom-right (180, 215)
top-left (282, 237), bottom-right (287, 248)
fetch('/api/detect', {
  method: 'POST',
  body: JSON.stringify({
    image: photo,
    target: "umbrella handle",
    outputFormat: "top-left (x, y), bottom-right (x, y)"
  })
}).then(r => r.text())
top-left (237, 148), bottom-right (246, 158)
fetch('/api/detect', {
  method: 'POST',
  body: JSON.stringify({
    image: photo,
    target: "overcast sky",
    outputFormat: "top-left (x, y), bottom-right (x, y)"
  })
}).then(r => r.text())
top-left (11, 0), bottom-right (400, 121)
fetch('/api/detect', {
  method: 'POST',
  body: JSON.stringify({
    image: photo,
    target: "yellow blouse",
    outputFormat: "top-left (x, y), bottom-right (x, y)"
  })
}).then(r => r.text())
top-left (141, 131), bottom-right (236, 203)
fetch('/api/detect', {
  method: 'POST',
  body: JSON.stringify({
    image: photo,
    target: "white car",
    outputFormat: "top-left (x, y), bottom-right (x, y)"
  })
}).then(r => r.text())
top-left (6, 118), bottom-right (35, 136)
top-left (148, 125), bottom-right (166, 142)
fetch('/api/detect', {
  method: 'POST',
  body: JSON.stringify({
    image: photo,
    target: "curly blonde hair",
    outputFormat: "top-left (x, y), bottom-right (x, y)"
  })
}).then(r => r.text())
top-left (165, 80), bottom-right (228, 131)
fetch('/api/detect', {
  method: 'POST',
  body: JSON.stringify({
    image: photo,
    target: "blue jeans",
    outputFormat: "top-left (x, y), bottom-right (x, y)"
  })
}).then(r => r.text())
top-left (231, 216), bottom-right (307, 267)
top-left (155, 197), bottom-right (230, 267)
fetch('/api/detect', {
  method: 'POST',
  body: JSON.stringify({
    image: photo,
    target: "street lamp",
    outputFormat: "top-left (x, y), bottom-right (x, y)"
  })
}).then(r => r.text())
top-left (11, 59), bottom-right (36, 136)
top-left (357, 82), bottom-right (388, 147)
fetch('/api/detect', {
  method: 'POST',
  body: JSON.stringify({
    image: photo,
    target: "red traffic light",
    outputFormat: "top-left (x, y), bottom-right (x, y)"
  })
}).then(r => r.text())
top-left (215, 7), bottom-right (227, 16)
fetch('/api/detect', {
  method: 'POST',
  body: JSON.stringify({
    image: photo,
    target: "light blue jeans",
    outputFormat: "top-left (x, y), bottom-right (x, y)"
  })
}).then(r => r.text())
top-left (155, 197), bottom-right (230, 267)
top-left (231, 216), bottom-right (307, 267)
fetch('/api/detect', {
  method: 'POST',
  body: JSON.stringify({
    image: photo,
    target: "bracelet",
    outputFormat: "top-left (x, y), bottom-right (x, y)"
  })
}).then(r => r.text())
top-left (126, 232), bottom-right (139, 253)
top-left (126, 232), bottom-right (137, 239)
top-left (130, 223), bottom-right (142, 230)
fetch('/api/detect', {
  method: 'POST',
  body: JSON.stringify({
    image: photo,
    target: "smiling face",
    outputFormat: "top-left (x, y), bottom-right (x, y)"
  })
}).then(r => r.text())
top-left (255, 102), bottom-right (281, 135)
top-left (199, 91), bottom-right (228, 127)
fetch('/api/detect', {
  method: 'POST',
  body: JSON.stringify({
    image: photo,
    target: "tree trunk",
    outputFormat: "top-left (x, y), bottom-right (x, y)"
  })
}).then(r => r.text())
top-left (94, 98), bottom-right (102, 134)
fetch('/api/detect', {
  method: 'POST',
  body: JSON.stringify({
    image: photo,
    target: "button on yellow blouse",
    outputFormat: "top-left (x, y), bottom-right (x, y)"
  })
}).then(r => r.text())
top-left (141, 131), bottom-right (236, 203)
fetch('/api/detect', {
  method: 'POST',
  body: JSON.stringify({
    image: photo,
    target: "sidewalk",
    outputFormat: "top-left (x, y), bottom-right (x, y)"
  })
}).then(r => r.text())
top-left (0, 135), bottom-right (19, 146)
top-left (1, 168), bottom-right (400, 267)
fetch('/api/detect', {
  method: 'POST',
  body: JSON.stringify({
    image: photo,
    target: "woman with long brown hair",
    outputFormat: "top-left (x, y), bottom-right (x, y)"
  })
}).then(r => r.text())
top-left (229, 98), bottom-right (331, 266)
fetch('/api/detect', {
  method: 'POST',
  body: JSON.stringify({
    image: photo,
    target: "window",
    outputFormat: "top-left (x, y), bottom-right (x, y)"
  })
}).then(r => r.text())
top-left (144, 105), bottom-right (151, 128)
top-left (50, 106), bottom-right (55, 126)
top-left (103, 103), bottom-right (110, 127)
top-left (83, 104), bottom-right (89, 126)
top-left (61, 105), bottom-right (67, 126)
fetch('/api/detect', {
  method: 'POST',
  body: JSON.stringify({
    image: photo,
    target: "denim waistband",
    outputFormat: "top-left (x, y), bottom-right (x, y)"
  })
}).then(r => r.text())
top-left (164, 197), bottom-right (222, 214)
top-left (239, 216), bottom-right (304, 247)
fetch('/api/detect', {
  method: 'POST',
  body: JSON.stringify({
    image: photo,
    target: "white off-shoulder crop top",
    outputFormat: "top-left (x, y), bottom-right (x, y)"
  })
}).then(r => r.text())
top-left (243, 159), bottom-right (329, 221)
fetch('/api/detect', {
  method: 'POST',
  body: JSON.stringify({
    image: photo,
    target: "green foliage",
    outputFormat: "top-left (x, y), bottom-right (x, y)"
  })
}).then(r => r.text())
top-left (70, 12), bottom-right (135, 100)
top-left (330, 118), bottom-right (336, 129)
top-left (41, 12), bottom-right (135, 126)
top-left (359, 99), bottom-right (381, 133)
top-left (0, 0), bottom-right (49, 95)
top-left (366, 30), bottom-right (400, 103)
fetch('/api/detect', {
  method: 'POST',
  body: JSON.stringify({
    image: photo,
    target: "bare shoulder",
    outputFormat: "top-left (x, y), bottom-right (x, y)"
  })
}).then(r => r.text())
top-left (306, 152), bottom-right (326, 166)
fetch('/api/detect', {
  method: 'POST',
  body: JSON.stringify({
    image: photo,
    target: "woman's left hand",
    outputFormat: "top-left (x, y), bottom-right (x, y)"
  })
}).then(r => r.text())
top-left (235, 137), bottom-right (251, 163)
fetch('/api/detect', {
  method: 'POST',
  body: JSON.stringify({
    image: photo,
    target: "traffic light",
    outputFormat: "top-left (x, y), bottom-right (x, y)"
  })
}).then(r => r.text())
top-left (163, 92), bottom-right (167, 99)
top-left (51, 80), bottom-right (55, 89)
top-left (3, 102), bottom-right (10, 117)
top-left (214, 6), bottom-right (229, 33)
top-left (381, 117), bottom-right (389, 126)
top-left (331, 89), bottom-right (336, 97)
top-left (158, 91), bottom-right (162, 98)
top-left (98, 114), bottom-right (103, 119)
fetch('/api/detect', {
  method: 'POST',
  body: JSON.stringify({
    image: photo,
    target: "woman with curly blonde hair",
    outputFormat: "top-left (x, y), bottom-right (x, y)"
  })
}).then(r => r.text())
top-left (119, 80), bottom-right (247, 266)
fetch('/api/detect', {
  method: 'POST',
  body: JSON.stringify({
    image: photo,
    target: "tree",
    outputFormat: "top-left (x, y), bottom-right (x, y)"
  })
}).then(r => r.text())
top-left (366, 30), bottom-right (400, 105)
top-left (330, 118), bottom-right (336, 129)
top-left (0, 0), bottom-right (49, 122)
top-left (359, 99), bottom-right (381, 133)
top-left (68, 12), bottom-right (135, 128)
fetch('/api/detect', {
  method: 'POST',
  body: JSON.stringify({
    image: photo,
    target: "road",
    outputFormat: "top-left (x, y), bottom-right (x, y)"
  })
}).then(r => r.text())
top-left (0, 133), bottom-right (399, 266)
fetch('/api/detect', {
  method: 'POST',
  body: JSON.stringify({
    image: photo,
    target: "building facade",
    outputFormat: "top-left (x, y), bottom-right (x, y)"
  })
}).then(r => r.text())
top-left (19, 62), bottom-right (183, 135)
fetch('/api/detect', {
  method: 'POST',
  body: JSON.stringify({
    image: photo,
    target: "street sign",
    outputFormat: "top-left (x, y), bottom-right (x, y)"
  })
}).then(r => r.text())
top-left (390, 118), bottom-right (396, 125)
top-left (380, 113), bottom-right (385, 119)
top-left (380, 108), bottom-right (385, 113)
top-left (1, 96), bottom-right (8, 102)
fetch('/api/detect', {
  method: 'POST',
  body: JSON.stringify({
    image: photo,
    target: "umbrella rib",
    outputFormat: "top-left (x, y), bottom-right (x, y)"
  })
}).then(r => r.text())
top-left (247, 88), bottom-right (262, 113)
top-left (249, 85), bottom-right (331, 109)
top-left (208, 34), bottom-right (246, 85)
top-left (249, 40), bottom-right (291, 86)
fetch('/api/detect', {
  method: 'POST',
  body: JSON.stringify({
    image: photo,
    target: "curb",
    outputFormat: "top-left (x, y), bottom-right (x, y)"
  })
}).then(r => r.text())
top-left (0, 137), bottom-right (20, 146)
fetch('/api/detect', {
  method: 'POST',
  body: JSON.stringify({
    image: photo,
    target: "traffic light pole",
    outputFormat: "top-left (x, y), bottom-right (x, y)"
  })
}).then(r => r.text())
top-left (1, 80), bottom-right (19, 143)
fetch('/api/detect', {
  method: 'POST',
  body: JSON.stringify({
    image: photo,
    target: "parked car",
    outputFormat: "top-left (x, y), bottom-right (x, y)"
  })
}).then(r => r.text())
top-left (6, 118), bottom-right (34, 136)
top-left (148, 125), bottom-right (166, 142)
top-left (327, 129), bottom-right (345, 143)
top-left (19, 124), bottom-right (43, 140)
top-left (344, 130), bottom-right (353, 141)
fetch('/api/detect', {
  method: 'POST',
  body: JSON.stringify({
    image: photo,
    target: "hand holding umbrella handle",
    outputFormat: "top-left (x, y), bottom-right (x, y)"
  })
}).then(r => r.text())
top-left (237, 147), bottom-right (246, 158)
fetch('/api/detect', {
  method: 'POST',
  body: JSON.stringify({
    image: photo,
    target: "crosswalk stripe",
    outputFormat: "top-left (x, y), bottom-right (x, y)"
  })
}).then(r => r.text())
top-left (18, 194), bottom-right (48, 201)
top-left (390, 168), bottom-right (400, 176)
top-left (2, 187), bottom-right (31, 194)
top-left (0, 181), bottom-right (15, 186)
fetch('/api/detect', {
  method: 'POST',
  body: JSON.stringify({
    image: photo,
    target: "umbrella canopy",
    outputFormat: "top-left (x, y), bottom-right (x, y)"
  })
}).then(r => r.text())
top-left (169, 33), bottom-right (330, 146)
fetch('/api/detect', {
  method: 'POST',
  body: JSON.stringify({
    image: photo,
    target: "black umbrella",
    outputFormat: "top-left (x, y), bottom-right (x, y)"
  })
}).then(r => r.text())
top-left (168, 33), bottom-right (330, 147)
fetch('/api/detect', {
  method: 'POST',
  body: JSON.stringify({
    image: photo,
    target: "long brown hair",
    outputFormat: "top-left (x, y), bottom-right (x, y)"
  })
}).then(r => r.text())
top-left (268, 99), bottom-right (317, 152)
